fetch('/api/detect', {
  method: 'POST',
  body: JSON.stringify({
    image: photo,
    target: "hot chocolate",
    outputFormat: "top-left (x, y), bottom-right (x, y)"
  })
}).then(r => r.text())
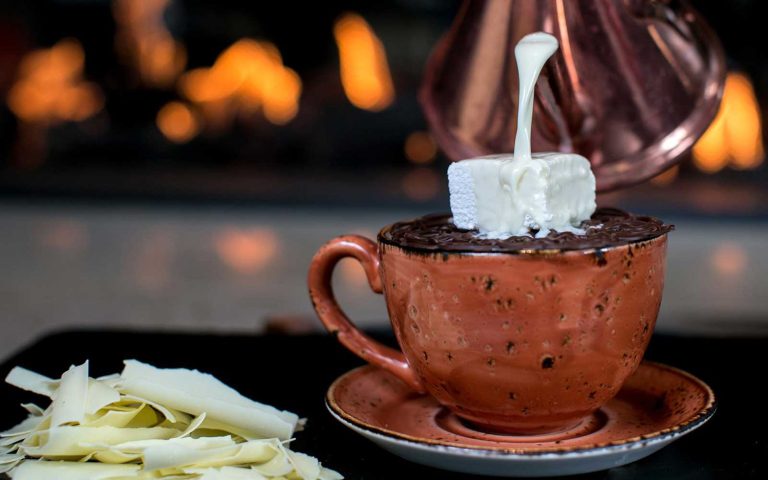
top-left (381, 208), bottom-right (674, 253)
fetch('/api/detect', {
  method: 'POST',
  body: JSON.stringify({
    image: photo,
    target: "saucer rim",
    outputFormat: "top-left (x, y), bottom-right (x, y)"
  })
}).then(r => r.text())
top-left (326, 361), bottom-right (717, 456)
top-left (326, 404), bottom-right (711, 460)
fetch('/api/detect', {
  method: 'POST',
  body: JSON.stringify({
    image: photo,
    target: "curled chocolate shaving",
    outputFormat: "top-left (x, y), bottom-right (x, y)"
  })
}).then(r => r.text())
top-left (379, 208), bottom-right (673, 253)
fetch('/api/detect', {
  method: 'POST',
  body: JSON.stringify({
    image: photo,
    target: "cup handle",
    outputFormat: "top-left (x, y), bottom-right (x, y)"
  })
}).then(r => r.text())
top-left (308, 235), bottom-right (425, 393)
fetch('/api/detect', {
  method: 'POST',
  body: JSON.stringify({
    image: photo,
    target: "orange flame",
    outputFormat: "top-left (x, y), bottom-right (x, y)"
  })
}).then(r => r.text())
top-left (334, 13), bottom-right (395, 111)
top-left (156, 101), bottom-right (200, 143)
top-left (7, 39), bottom-right (103, 123)
top-left (113, 0), bottom-right (187, 88)
top-left (179, 39), bottom-right (302, 125)
top-left (693, 72), bottom-right (764, 173)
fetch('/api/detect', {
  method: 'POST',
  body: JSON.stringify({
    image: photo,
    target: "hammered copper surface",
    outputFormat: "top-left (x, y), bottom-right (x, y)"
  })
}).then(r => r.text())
top-left (378, 235), bottom-right (667, 433)
top-left (420, 0), bottom-right (725, 191)
top-left (327, 362), bottom-right (715, 452)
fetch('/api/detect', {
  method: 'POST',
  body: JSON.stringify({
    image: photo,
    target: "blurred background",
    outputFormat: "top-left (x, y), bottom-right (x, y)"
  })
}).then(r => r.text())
top-left (0, 0), bottom-right (766, 360)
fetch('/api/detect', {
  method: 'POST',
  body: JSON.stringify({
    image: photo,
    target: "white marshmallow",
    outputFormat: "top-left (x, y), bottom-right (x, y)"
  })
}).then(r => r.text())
top-left (447, 32), bottom-right (596, 239)
top-left (448, 153), bottom-right (596, 238)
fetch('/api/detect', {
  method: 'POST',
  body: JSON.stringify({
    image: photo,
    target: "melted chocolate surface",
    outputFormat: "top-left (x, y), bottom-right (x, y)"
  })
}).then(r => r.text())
top-left (379, 208), bottom-right (673, 252)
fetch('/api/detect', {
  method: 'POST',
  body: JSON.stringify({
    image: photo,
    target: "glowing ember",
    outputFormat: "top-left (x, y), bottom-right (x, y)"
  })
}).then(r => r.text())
top-left (214, 228), bottom-right (280, 274)
top-left (180, 68), bottom-right (242, 104)
top-left (260, 68), bottom-right (302, 125)
top-left (693, 72), bottom-right (764, 173)
top-left (156, 101), bottom-right (200, 143)
top-left (404, 131), bottom-right (438, 164)
top-left (7, 39), bottom-right (103, 124)
top-left (178, 39), bottom-right (302, 126)
top-left (334, 13), bottom-right (395, 111)
top-left (113, 0), bottom-right (187, 88)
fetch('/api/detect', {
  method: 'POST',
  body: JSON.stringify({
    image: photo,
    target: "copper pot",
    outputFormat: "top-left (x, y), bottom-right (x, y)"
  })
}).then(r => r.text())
top-left (420, 0), bottom-right (725, 191)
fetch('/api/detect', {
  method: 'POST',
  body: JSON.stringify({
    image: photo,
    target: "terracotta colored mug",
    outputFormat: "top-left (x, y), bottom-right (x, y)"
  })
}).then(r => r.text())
top-left (308, 225), bottom-right (668, 434)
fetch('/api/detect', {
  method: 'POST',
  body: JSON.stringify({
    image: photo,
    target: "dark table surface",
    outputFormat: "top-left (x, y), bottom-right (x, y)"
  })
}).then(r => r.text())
top-left (0, 330), bottom-right (766, 479)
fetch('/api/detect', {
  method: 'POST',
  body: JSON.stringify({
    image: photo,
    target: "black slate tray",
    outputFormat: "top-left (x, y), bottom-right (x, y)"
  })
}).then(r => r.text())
top-left (0, 330), bottom-right (766, 479)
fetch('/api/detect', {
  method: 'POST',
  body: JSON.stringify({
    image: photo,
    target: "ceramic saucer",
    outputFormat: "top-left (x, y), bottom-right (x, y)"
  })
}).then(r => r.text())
top-left (326, 362), bottom-right (716, 477)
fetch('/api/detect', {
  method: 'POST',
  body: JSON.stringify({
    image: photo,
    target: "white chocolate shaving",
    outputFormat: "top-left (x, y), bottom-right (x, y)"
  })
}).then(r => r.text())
top-left (3, 360), bottom-right (342, 479)
top-left (5, 368), bottom-right (57, 398)
top-left (21, 426), bottom-right (179, 457)
top-left (0, 454), bottom-right (24, 464)
top-left (84, 404), bottom-right (160, 429)
top-left (119, 377), bottom-right (294, 441)
top-left (1, 416), bottom-right (44, 439)
top-left (9, 460), bottom-right (141, 479)
top-left (119, 395), bottom-right (188, 425)
top-left (121, 360), bottom-right (298, 434)
top-left (184, 466), bottom-right (269, 479)
top-left (286, 449), bottom-right (321, 480)
top-left (50, 362), bottom-right (89, 427)
top-left (86, 380), bottom-right (121, 415)
top-left (20, 404), bottom-right (45, 417)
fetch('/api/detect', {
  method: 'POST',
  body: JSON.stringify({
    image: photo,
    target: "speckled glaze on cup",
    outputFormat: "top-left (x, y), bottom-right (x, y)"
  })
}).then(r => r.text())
top-left (308, 227), bottom-right (668, 434)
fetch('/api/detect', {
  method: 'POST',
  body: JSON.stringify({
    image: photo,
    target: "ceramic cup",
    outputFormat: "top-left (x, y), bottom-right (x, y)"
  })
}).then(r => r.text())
top-left (308, 226), bottom-right (668, 434)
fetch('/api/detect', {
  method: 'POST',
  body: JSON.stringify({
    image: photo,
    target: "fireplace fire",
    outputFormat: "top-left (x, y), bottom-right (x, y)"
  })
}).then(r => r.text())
top-left (0, 0), bottom-right (764, 214)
